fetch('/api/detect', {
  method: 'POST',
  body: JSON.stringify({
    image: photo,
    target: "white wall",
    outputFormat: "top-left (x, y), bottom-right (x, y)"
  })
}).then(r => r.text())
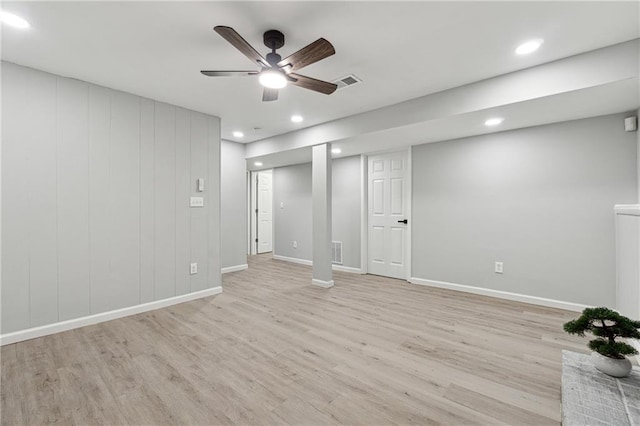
top-left (411, 113), bottom-right (637, 307)
top-left (221, 140), bottom-right (247, 269)
top-left (1, 62), bottom-right (221, 334)
top-left (272, 156), bottom-right (362, 268)
top-left (332, 156), bottom-right (361, 268)
top-left (273, 163), bottom-right (313, 261)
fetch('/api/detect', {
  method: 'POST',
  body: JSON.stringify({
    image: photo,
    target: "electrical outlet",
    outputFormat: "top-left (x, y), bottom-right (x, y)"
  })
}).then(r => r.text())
top-left (190, 263), bottom-right (198, 275)
top-left (293, 241), bottom-right (297, 248)
top-left (495, 261), bottom-right (503, 274)
top-left (190, 197), bottom-right (204, 207)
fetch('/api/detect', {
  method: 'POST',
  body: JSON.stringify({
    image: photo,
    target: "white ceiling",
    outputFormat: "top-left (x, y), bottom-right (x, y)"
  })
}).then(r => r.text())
top-left (2, 1), bottom-right (639, 143)
top-left (246, 77), bottom-right (640, 171)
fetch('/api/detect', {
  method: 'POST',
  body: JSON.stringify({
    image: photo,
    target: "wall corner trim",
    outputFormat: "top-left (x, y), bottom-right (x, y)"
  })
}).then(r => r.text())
top-left (311, 279), bottom-right (335, 288)
top-left (221, 264), bottom-right (249, 274)
top-left (409, 277), bottom-right (589, 312)
top-left (0, 287), bottom-right (223, 346)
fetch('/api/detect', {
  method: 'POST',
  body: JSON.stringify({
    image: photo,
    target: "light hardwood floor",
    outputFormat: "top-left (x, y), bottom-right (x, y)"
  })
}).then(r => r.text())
top-left (1, 254), bottom-right (588, 425)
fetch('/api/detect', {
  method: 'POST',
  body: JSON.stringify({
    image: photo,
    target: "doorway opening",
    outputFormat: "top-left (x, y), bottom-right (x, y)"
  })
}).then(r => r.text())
top-left (250, 170), bottom-right (273, 255)
top-left (364, 149), bottom-right (411, 280)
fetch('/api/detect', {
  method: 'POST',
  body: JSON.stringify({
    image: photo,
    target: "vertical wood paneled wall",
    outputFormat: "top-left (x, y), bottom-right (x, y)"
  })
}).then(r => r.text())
top-left (1, 62), bottom-right (221, 334)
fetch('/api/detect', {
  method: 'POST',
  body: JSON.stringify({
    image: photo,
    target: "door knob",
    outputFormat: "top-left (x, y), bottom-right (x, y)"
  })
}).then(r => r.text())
top-left (397, 219), bottom-right (408, 224)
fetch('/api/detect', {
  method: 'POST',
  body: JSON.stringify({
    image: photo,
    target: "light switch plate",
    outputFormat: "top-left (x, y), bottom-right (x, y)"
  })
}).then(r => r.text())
top-left (190, 197), bottom-right (204, 207)
top-left (197, 178), bottom-right (205, 192)
top-left (190, 263), bottom-right (198, 275)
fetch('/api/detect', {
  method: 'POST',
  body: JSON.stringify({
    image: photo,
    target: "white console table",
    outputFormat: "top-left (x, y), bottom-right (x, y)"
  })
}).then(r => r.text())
top-left (562, 351), bottom-right (640, 425)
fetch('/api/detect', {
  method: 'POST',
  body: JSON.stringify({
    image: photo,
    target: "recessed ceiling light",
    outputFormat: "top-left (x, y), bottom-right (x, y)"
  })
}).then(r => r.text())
top-left (1, 10), bottom-right (30, 29)
top-left (484, 118), bottom-right (504, 127)
top-left (331, 148), bottom-right (342, 154)
top-left (254, 162), bottom-right (263, 167)
top-left (232, 131), bottom-right (244, 138)
top-left (291, 115), bottom-right (303, 123)
top-left (515, 39), bottom-right (543, 55)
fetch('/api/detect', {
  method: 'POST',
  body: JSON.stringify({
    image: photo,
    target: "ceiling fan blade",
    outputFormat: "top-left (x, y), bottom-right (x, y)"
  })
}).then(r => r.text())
top-left (262, 88), bottom-right (279, 102)
top-left (289, 73), bottom-right (337, 95)
top-left (214, 26), bottom-right (269, 68)
top-left (201, 70), bottom-right (258, 77)
top-left (277, 38), bottom-right (335, 72)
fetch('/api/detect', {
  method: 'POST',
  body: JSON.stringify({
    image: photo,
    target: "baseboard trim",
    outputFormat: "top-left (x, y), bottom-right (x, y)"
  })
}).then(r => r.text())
top-left (409, 277), bottom-right (589, 312)
top-left (273, 254), bottom-right (313, 266)
top-left (221, 264), bottom-right (248, 274)
top-left (273, 255), bottom-right (361, 273)
top-left (332, 265), bottom-right (363, 274)
top-left (312, 279), bottom-right (335, 288)
top-left (0, 286), bottom-right (223, 346)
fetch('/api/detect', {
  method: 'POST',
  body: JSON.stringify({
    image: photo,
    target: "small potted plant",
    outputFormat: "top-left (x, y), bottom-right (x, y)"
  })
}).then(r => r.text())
top-left (563, 307), bottom-right (640, 378)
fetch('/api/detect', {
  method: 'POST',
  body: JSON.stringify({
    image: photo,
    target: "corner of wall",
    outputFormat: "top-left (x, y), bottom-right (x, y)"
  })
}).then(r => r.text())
top-left (637, 108), bottom-right (640, 202)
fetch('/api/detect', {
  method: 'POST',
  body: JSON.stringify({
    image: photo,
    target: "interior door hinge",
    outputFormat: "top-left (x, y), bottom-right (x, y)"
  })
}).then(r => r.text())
top-left (255, 238), bottom-right (258, 243)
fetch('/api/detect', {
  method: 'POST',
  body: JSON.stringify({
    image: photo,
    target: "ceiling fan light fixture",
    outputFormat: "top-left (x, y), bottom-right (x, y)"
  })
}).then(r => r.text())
top-left (259, 69), bottom-right (287, 89)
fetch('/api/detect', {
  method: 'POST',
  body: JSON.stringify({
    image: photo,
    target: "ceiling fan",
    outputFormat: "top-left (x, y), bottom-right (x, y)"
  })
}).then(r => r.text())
top-left (201, 26), bottom-right (338, 102)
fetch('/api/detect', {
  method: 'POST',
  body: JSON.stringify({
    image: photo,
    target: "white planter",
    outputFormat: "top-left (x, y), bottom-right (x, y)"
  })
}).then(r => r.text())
top-left (591, 351), bottom-right (632, 378)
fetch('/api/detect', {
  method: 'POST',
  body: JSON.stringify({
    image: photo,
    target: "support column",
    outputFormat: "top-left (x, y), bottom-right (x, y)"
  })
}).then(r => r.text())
top-left (312, 143), bottom-right (333, 288)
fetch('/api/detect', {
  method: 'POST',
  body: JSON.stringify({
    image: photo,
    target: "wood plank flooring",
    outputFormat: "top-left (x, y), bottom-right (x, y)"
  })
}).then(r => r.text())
top-left (1, 254), bottom-right (588, 425)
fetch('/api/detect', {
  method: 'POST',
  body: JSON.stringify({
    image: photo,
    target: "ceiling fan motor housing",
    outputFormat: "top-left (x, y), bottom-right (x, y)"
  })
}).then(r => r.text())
top-left (263, 29), bottom-right (285, 50)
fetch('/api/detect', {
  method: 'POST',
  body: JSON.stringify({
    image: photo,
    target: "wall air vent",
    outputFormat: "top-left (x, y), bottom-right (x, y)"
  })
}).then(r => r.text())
top-left (332, 241), bottom-right (343, 265)
top-left (332, 74), bottom-right (362, 90)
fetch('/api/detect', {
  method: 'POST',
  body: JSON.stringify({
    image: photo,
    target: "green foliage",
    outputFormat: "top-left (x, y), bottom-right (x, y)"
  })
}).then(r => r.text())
top-left (563, 307), bottom-right (640, 359)
top-left (589, 340), bottom-right (637, 358)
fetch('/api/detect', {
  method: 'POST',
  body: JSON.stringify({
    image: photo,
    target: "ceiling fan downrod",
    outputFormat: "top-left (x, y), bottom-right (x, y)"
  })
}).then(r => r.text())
top-left (263, 29), bottom-right (284, 67)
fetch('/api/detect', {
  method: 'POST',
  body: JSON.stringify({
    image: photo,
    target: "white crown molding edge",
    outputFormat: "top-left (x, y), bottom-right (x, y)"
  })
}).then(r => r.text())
top-left (614, 204), bottom-right (640, 216)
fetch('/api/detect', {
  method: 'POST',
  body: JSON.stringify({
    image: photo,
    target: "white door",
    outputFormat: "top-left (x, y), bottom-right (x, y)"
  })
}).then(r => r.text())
top-left (368, 151), bottom-right (409, 279)
top-left (256, 171), bottom-right (273, 254)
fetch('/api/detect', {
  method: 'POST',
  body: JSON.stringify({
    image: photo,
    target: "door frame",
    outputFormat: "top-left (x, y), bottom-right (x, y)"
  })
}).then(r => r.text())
top-left (249, 169), bottom-right (274, 255)
top-left (360, 147), bottom-right (412, 280)
top-left (247, 170), bottom-right (251, 255)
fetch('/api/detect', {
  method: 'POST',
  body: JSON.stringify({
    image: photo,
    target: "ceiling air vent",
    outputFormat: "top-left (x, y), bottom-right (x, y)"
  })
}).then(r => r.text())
top-left (333, 74), bottom-right (362, 90)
